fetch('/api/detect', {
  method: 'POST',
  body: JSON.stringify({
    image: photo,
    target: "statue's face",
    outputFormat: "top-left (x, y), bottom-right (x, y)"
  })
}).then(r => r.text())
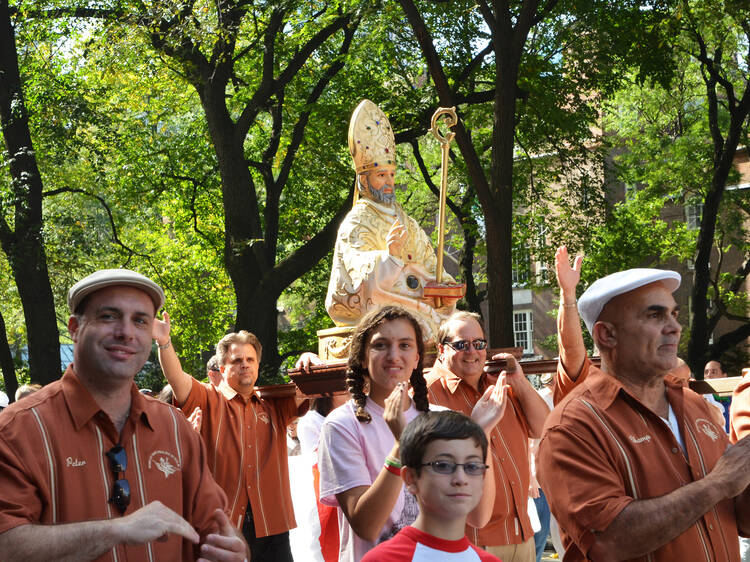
top-left (361, 166), bottom-right (396, 205)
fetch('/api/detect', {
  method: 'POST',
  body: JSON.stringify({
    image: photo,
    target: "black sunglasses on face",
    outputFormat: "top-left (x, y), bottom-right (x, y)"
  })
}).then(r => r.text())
top-left (106, 444), bottom-right (131, 514)
top-left (442, 339), bottom-right (487, 351)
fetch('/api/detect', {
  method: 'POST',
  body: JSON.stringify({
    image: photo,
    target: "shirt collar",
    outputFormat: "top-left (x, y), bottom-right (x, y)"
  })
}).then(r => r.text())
top-left (62, 365), bottom-right (154, 432)
top-left (586, 366), bottom-right (686, 411)
top-left (433, 363), bottom-right (486, 395)
top-left (217, 379), bottom-right (257, 402)
top-left (62, 366), bottom-right (101, 431)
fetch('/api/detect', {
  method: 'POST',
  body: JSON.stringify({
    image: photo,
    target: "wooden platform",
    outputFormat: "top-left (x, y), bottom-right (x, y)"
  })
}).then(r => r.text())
top-left (254, 357), bottom-right (744, 400)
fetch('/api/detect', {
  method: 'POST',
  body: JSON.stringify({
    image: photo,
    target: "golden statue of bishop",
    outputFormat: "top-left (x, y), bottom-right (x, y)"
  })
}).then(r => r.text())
top-left (325, 99), bottom-right (464, 342)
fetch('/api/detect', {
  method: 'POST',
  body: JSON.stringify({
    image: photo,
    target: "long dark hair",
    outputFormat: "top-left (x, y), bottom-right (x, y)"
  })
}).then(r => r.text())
top-left (346, 305), bottom-right (429, 423)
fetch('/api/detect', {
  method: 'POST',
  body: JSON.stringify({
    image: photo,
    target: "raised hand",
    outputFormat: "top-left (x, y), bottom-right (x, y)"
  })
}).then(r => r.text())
top-left (383, 382), bottom-right (409, 441)
top-left (152, 311), bottom-right (171, 347)
top-left (555, 245), bottom-right (583, 295)
top-left (386, 220), bottom-right (408, 257)
top-left (470, 374), bottom-right (509, 433)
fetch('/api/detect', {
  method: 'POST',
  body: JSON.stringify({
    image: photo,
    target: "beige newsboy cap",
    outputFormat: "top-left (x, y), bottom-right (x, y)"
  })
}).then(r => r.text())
top-left (67, 269), bottom-right (165, 313)
top-left (578, 268), bottom-right (680, 334)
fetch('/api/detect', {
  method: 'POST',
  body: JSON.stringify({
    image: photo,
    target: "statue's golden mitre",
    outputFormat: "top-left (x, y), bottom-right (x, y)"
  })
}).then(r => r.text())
top-left (348, 99), bottom-right (396, 174)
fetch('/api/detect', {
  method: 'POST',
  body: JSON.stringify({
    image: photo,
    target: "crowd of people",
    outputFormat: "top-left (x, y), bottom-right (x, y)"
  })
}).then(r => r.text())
top-left (0, 245), bottom-right (749, 562)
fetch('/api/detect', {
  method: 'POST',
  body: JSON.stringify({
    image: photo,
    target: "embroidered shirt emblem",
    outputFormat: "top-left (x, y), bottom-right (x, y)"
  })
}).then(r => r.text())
top-left (148, 450), bottom-right (181, 478)
top-left (696, 419), bottom-right (720, 442)
top-left (258, 412), bottom-right (270, 424)
top-left (628, 434), bottom-right (652, 444)
top-left (66, 457), bottom-right (86, 467)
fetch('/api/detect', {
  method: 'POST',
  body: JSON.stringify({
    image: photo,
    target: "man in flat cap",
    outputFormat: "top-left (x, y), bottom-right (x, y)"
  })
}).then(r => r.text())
top-left (538, 268), bottom-right (750, 561)
top-left (0, 269), bottom-right (247, 561)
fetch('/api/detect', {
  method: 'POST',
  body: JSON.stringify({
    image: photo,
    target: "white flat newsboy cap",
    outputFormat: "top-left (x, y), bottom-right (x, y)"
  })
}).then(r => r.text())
top-left (68, 269), bottom-right (165, 314)
top-left (578, 268), bottom-right (681, 334)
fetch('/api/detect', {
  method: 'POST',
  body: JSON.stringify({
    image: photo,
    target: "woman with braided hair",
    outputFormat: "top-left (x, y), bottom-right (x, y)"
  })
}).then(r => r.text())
top-left (317, 305), bottom-right (503, 561)
top-left (317, 306), bottom-right (427, 561)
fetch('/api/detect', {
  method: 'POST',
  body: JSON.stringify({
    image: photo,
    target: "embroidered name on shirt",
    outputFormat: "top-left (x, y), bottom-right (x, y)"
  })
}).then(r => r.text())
top-left (148, 450), bottom-right (181, 478)
top-left (66, 457), bottom-right (86, 467)
top-left (629, 434), bottom-right (652, 444)
top-left (696, 419), bottom-right (720, 442)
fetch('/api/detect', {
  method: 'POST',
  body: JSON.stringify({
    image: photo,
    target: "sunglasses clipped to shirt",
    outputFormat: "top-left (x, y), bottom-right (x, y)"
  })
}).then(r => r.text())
top-left (106, 444), bottom-right (131, 514)
top-left (421, 460), bottom-right (489, 476)
top-left (442, 339), bottom-right (488, 352)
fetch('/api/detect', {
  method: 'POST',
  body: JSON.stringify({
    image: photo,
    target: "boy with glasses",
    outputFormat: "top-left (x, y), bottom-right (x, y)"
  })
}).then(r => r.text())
top-left (362, 410), bottom-right (500, 561)
top-left (425, 311), bottom-right (550, 562)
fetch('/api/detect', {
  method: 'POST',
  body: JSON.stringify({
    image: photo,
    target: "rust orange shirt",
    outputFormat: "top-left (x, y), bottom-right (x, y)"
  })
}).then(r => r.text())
top-left (181, 377), bottom-right (303, 536)
top-left (540, 366), bottom-right (739, 562)
top-left (0, 366), bottom-right (227, 562)
top-left (730, 370), bottom-right (750, 442)
top-left (425, 365), bottom-right (534, 547)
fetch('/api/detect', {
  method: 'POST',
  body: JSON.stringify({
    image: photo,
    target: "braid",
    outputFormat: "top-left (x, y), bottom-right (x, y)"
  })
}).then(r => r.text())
top-left (346, 365), bottom-right (372, 423)
top-left (410, 367), bottom-right (429, 413)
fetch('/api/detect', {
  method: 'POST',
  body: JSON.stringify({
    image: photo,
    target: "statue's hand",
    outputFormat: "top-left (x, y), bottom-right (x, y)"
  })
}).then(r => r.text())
top-left (386, 220), bottom-right (407, 257)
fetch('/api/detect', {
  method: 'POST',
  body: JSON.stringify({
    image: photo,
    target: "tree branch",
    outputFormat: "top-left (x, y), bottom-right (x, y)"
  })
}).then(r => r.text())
top-left (42, 187), bottom-right (158, 266)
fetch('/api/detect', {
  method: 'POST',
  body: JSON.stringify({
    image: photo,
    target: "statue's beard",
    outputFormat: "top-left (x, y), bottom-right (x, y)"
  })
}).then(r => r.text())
top-left (359, 177), bottom-right (395, 205)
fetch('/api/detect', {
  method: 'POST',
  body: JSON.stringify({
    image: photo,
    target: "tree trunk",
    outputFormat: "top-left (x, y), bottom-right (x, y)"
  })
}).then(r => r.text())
top-left (0, 1), bottom-right (61, 384)
top-left (485, 54), bottom-right (520, 347)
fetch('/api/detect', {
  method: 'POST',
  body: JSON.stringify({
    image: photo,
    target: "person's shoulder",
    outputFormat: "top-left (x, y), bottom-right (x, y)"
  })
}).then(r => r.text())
top-left (322, 400), bottom-right (356, 427)
top-left (140, 397), bottom-right (205, 444)
top-left (543, 372), bottom-right (605, 432)
top-left (0, 380), bottom-right (64, 432)
top-left (424, 365), bottom-right (448, 388)
top-left (361, 526), bottom-right (416, 561)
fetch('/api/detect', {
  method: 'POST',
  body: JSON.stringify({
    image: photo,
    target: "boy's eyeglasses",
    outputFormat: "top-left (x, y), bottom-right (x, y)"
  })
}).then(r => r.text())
top-left (106, 444), bottom-right (131, 514)
top-left (442, 339), bottom-right (487, 352)
top-left (421, 460), bottom-right (489, 476)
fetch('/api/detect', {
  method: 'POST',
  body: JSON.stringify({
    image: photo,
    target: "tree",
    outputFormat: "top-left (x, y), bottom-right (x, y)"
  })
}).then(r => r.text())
top-left (596, 0), bottom-right (750, 374)
top-left (0, 0), bottom-right (60, 385)
top-left (679, 0), bottom-right (750, 373)
top-left (394, 0), bottom-right (673, 345)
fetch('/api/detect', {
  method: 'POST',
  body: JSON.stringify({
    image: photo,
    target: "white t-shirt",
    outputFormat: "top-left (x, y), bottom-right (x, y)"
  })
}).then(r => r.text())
top-left (298, 409), bottom-right (326, 458)
top-left (318, 398), bottom-right (421, 562)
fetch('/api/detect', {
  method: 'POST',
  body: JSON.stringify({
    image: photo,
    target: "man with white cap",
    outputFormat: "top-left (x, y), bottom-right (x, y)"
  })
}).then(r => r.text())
top-left (0, 269), bottom-right (247, 561)
top-left (538, 267), bottom-right (750, 561)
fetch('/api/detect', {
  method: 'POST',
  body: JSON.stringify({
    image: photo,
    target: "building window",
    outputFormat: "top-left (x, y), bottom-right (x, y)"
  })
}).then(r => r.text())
top-left (513, 310), bottom-right (534, 355)
top-left (512, 251), bottom-right (531, 287)
top-left (685, 203), bottom-right (703, 230)
top-left (536, 223), bottom-right (548, 282)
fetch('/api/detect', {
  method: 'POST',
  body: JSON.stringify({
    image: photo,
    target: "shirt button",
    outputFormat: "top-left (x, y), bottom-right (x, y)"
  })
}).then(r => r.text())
top-left (671, 447), bottom-right (678, 453)
top-left (709, 524), bottom-right (714, 530)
